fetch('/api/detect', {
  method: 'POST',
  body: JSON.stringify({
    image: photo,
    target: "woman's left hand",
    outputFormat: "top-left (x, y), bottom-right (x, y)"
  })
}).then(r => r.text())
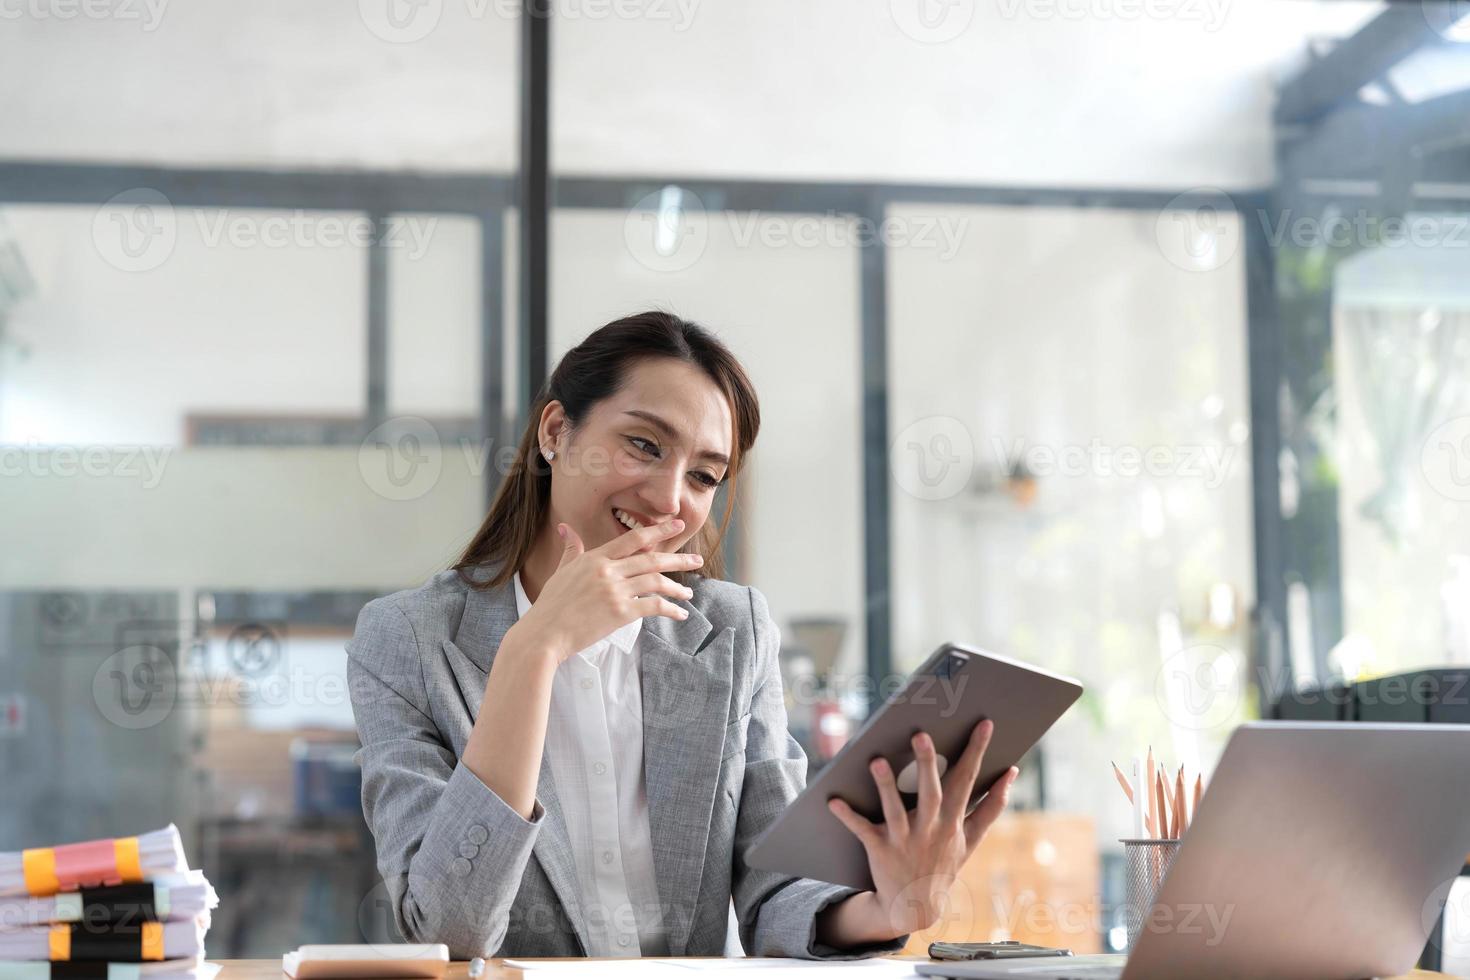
top-left (826, 719), bottom-right (1018, 939)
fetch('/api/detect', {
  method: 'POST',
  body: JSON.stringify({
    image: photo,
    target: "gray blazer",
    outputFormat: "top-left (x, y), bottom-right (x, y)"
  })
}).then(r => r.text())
top-left (345, 561), bottom-right (909, 960)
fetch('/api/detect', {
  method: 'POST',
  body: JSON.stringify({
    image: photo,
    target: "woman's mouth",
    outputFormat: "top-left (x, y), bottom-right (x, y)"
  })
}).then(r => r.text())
top-left (611, 507), bottom-right (644, 533)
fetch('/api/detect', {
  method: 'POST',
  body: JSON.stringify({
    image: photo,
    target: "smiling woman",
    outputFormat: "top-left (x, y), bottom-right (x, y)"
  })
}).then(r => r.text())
top-left (345, 310), bottom-right (1016, 961)
top-left (452, 311), bottom-right (757, 597)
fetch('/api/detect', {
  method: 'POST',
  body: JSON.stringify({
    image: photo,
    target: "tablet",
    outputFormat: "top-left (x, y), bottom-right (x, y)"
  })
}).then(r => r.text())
top-left (745, 643), bottom-right (1083, 891)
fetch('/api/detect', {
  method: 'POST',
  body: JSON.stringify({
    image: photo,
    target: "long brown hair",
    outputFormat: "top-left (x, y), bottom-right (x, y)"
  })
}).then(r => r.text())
top-left (453, 311), bottom-right (761, 590)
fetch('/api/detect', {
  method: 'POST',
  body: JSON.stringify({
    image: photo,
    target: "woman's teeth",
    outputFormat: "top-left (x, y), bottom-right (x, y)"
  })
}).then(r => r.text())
top-left (613, 508), bottom-right (643, 530)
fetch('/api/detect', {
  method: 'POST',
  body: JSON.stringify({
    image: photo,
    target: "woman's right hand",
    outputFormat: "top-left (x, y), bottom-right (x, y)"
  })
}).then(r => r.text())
top-left (514, 517), bottom-right (704, 665)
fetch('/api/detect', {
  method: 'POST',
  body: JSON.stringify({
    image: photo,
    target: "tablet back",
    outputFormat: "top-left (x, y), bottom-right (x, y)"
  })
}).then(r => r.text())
top-left (745, 643), bottom-right (1083, 890)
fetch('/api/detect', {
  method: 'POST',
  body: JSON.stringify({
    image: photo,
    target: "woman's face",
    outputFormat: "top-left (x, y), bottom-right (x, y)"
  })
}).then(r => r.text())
top-left (539, 357), bottom-right (734, 554)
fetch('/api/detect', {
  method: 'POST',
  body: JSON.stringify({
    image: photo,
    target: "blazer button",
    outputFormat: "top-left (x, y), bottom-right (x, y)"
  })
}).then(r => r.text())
top-left (459, 841), bottom-right (479, 859)
top-left (467, 824), bottom-right (489, 845)
top-left (451, 857), bottom-right (472, 877)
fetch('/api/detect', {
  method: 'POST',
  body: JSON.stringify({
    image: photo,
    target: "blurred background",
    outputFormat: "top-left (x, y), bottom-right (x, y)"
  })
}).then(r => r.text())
top-left (2, 0), bottom-right (1470, 967)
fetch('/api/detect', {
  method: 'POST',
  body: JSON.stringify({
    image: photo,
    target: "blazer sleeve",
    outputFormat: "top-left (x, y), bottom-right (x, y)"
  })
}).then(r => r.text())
top-left (347, 596), bottom-right (545, 958)
top-left (729, 586), bottom-right (911, 960)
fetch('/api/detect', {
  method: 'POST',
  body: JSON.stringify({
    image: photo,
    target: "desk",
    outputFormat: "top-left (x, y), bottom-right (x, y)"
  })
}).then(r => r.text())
top-left (217, 958), bottom-right (1455, 978)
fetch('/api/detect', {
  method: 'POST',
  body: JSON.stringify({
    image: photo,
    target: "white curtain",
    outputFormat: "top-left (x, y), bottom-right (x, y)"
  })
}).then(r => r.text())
top-left (1336, 304), bottom-right (1470, 543)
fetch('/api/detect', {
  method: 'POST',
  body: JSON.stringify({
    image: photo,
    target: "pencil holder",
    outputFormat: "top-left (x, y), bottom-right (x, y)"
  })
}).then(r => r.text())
top-left (1120, 838), bottom-right (1180, 952)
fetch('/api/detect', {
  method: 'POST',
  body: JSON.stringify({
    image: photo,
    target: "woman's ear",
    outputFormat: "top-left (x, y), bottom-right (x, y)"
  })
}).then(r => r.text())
top-left (538, 400), bottom-right (567, 455)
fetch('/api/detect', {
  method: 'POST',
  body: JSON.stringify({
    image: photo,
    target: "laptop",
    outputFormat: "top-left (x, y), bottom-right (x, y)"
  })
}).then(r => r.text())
top-left (917, 722), bottom-right (1470, 980)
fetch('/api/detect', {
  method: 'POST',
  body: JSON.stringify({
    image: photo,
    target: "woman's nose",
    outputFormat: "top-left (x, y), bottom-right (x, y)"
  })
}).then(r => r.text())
top-left (642, 469), bottom-right (682, 518)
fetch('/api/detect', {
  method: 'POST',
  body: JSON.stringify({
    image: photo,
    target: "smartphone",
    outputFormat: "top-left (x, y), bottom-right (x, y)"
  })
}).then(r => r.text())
top-left (928, 941), bottom-right (1074, 961)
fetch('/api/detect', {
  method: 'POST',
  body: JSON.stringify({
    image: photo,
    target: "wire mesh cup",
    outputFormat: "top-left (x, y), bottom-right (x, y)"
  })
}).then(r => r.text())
top-left (1121, 838), bottom-right (1181, 952)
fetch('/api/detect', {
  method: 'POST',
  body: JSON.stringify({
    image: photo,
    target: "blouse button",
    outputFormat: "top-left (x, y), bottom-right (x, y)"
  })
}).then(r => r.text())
top-left (593, 762), bottom-right (607, 775)
top-left (451, 858), bottom-right (472, 877)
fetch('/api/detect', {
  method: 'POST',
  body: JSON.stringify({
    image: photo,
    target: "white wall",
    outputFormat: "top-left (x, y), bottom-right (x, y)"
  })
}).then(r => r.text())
top-left (0, 207), bottom-right (482, 445)
top-left (551, 0), bottom-right (1378, 188)
top-left (0, 448), bottom-right (485, 591)
top-left (1, 204), bottom-right (367, 445)
top-left (0, 0), bottom-right (1380, 186)
top-left (0, 1), bottom-right (519, 170)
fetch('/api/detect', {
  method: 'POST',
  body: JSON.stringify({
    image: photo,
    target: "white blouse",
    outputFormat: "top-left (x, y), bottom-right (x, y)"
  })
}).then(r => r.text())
top-left (512, 572), bottom-right (670, 958)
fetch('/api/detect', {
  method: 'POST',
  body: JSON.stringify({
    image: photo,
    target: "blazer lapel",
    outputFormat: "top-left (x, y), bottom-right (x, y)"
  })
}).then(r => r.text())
top-left (444, 571), bottom-right (594, 956)
top-left (639, 606), bottom-right (735, 957)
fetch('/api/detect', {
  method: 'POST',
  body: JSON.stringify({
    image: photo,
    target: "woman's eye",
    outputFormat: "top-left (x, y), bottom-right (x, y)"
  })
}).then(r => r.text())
top-left (629, 436), bottom-right (720, 489)
top-left (628, 436), bottom-right (659, 457)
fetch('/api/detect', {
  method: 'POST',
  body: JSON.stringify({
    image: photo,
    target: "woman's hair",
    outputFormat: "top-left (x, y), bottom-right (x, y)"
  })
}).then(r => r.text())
top-left (452, 311), bottom-right (761, 590)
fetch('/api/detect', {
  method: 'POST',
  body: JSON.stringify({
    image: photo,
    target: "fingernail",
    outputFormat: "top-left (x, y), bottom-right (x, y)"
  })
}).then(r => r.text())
top-left (870, 759), bottom-right (885, 776)
top-left (670, 518), bottom-right (684, 528)
top-left (557, 524), bottom-right (565, 539)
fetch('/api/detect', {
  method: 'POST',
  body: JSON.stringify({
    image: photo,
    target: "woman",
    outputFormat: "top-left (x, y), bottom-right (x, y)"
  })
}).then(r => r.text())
top-left (346, 311), bottom-right (1018, 960)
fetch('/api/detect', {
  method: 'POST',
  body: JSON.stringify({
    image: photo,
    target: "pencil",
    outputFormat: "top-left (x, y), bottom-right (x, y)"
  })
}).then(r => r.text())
top-left (1145, 747), bottom-right (1156, 838)
top-left (1112, 761), bottom-right (1134, 804)
top-left (1193, 774), bottom-right (1203, 815)
top-left (1131, 757), bottom-right (1146, 838)
top-left (1155, 772), bottom-right (1169, 839)
top-left (1167, 770), bottom-right (1178, 838)
top-left (1175, 767), bottom-right (1186, 837)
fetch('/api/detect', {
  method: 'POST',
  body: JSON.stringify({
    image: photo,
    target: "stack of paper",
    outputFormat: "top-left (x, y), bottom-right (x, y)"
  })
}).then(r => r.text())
top-left (0, 827), bottom-right (217, 980)
top-left (0, 955), bottom-right (220, 980)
